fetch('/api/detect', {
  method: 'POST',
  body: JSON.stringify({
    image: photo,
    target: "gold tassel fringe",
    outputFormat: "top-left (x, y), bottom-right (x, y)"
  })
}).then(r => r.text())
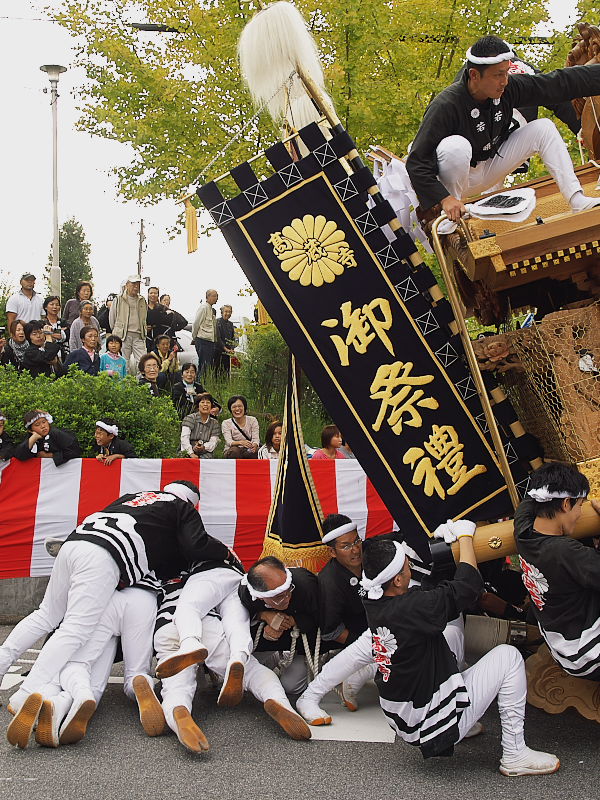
top-left (260, 535), bottom-right (331, 574)
top-left (185, 198), bottom-right (198, 254)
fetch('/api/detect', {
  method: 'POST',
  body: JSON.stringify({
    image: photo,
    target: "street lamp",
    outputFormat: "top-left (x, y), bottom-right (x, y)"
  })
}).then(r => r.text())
top-left (40, 64), bottom-right (67, 301)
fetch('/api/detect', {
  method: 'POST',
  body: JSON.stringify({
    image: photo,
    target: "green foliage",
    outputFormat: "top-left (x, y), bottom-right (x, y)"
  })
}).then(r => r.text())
top-left (0, 276), bottom-right (15, 329)
top-left (49, 0), bottom-right (553, 208)
top-left (0, 367), bottom-right (179, 458)
top-left (45, 218), bottom-right (93, 303)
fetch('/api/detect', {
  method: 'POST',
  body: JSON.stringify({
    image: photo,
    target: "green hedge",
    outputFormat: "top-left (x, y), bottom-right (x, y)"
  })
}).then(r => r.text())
top-left (0, 366), bottom-right (180, 458)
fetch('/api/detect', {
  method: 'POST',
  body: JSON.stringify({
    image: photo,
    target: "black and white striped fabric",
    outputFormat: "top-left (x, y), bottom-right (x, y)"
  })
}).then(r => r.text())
top-left (515, 499), bottom-right (600, 680)
top-left (363, 563), bottom-right (482, 758)
top-left (67, 490), bottom-right (234, 587)
top-left (155, 570), bottom-right (221, 635)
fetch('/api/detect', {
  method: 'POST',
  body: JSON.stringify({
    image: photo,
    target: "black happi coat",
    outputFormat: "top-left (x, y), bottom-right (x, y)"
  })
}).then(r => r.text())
top-left (318, 557), bottom-right (367, 645)
top-left (515, 499), bottom-right (600, 680)
top-left (0, 431), bottom-right (14, 461)
top-left (93, 437), bottom-right (137, 459)
top-left (14, 426), bottom-right (82, 467)
top-left (68, 490), bottom-right (236, 586)
top-left (22, 342), bottom-right (64, 378)
top-left (363, 563), bottom-right (482, 758)
top-left (239, 567), bottom-right (319, 654)
top-left (406, 64), bottom-right (600, 210)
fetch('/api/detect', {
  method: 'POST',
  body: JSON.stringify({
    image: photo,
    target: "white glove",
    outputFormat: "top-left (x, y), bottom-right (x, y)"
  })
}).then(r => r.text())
top-left (433, 520), bottom-right (458, 544)
top-left (433, 519), bottom-right (476, 544)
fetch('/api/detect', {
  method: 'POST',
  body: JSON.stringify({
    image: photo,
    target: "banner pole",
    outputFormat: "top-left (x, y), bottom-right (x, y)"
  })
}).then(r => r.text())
top-left (430, 214), bottom-right (519, 509)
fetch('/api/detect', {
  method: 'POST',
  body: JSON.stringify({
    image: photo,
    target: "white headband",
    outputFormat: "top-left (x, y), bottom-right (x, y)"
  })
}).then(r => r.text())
top-left (25, 412), bottom-right (53, 429)
top-left (322, 521), bottom-right (358, 544)
top-left (527, 486), bottom-right (587, 503)
top-left (96, 421), bottom-right (119, 436)
top-left (360, 541), bottom-right (405, 600)
top-left (466, 43), bottom-right (514, 65)
top-left (241, 568), bottom-right (293, 600)
top-left (163, 482), bottom-right (200, 506)
top-left (0, 415), bottom-right (6, 422)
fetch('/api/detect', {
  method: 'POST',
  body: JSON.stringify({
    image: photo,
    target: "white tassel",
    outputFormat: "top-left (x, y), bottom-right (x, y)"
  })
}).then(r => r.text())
top-left (238, 1), bottom-right (335, 128)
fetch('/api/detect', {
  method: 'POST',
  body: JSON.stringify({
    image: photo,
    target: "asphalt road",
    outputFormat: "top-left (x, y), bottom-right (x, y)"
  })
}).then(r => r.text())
top-left (0, 626), bottom-right (598, 800)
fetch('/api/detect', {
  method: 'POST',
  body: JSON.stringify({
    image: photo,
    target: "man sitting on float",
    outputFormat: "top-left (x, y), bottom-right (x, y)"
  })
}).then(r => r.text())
top-left (406, 35), bottom-right (600, 226)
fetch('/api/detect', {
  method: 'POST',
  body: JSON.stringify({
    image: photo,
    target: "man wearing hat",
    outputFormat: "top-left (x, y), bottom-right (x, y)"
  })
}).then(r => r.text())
top-left (5, 273), bottom-right (44, 328)
top-left (109, 275), bottom-right (148, 373)
top-left (406, 34), bottom-right (600, 228)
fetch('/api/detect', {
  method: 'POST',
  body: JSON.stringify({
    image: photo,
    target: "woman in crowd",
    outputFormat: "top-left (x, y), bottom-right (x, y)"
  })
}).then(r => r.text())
top-left (159, 294), bottom-right (171, 308)
top-left (181, 392), bottom-right (221, 459)
top-left (258, 420), bottom-right (282, 460)
top-left (171, 363), bottom-right (205, 418)
top-left (62, 281), bottom-right (95, 326)
top-left (93, 417), bottom-right (137, 464)
top-left (63, 326), bottom-right (101, 375)
top-left (137, 353), bottom-right (168, 397)
top-left (151, 335), bottom-right (181, 386)
top-left (222, 395), bottom-right (259, 459)
top-left (99, 334), bottom-right (128, 378)
top-left (41, 296), bottom-right (68, 359)
top-left (69, 300), bottom-right (100, 353)
top-left (311, 424), bottom-right (347, 460)
top-left (0, 319), bottom-right (28, 369)
top-left (14, 409), bottom-right (82, 466)
top-left (22, 321), bottom-right (65, 378)
top-left (0, 411), bottom-right (15, 461)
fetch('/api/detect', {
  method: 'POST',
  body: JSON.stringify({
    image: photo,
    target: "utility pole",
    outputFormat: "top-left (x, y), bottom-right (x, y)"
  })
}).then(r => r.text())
top-left (137, 218), bottom-right (146, 277)
top-left (40, 64), bottom-right (67, 300)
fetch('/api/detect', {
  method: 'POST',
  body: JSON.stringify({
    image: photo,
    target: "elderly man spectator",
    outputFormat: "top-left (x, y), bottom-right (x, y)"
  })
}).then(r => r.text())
top-left (109, 275), bottom-right (148, 373)
top-left (191, 289), bottom-right (218, 377)
top-left (6, 273), bottom-right (44, 328)
top-left (238, 556), bottom-right (320, 695)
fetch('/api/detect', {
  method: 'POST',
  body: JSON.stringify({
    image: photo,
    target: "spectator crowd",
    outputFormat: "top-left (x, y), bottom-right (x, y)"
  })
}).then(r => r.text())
top-left (0, 272), bottom-right (354, 464)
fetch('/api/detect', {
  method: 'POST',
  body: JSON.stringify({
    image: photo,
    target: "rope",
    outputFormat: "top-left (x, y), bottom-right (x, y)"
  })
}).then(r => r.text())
top-left (252, 620), bottom-right (299, 676)
top-left (191, 71), bottom-right (296, 185)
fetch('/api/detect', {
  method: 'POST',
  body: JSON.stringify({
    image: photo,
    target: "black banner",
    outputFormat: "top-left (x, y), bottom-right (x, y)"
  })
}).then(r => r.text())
top-left (198, 124), bottom-right (514, 561)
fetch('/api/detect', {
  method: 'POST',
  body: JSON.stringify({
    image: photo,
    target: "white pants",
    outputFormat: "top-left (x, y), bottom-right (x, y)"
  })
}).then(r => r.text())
top-left (59, 587), bottom-right (157, 701)
top-left (0, 541), bottom-right (119, 699)
top-left (304, 616), bottom-right (465, 698)
top-left (437, 118), bottom-right (582, 205)
top-left (253, 651), bottom-right (309, 695)
top-left (121, 332), bottom-right (147, 374)
top-left (154, 617), bottom-right (292, 732)
top-left (457, 644), bottom-right (526, 757)
top-left (174, 569), bottom-right (252, 659)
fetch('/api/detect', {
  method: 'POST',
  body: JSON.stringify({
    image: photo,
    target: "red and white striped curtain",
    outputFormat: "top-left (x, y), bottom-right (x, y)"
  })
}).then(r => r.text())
top-left (0, 459), bottom-right (396, 579)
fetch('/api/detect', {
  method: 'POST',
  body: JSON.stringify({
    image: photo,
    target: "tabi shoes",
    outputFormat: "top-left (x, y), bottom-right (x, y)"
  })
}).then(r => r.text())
top-left (59, 691), bottom-right (97, 745)
top-left (296, 692), bottom-right (332, 726)
top-left (132, 675), bottom-right (167, 737)
top-left (217, 659), bottom-right (245, 708)
top-left (173, 706), bottom-right (209, 754)
top-left (156, 637), bottom-right (208, 680)
top-left (570, 191), bottom-right (600, 213)
top-left (6, 693), bottom-right (43, 749)
top-left (264, 699), bottom-right (312, 740)
top-left (340, 682), bottom-right (359, 713)
top-left (35, 692), bottom-right (73, 748)
top-left (499, 746), bottom-right (560, 776)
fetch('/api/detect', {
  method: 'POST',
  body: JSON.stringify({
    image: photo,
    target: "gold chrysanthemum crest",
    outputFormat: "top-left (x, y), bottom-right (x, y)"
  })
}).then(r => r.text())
top-left (268, 214), bottom-right (357, 287)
